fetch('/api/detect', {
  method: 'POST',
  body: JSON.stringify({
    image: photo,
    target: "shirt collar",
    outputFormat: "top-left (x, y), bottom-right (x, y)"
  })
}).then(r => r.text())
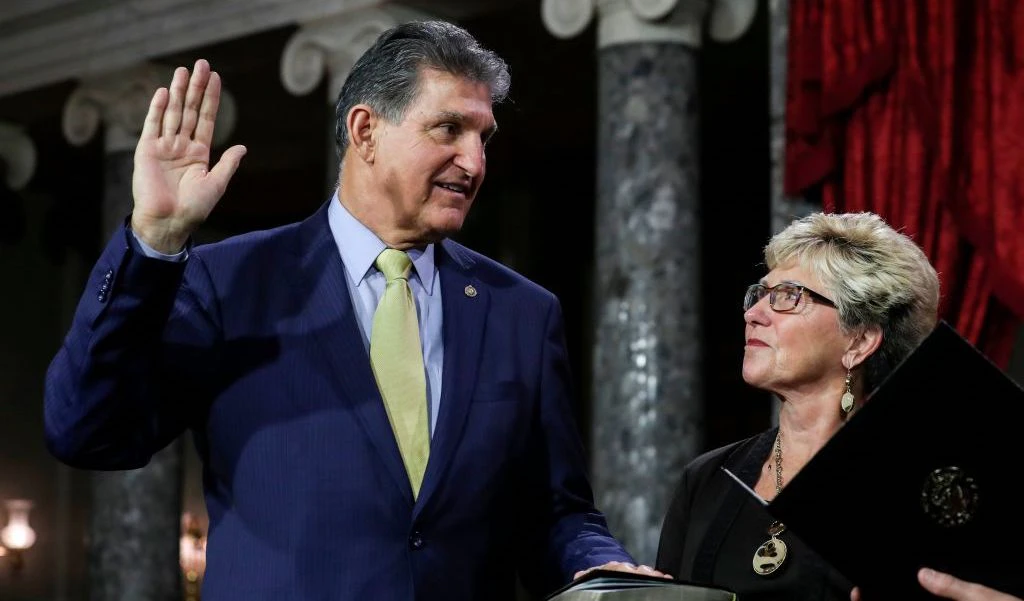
top-left (327, 192), bottom-right (437, 295)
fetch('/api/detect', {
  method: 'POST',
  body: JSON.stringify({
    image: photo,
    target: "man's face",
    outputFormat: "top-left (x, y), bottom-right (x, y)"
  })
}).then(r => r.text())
top-left (370, 68), bottom-right (496, 244)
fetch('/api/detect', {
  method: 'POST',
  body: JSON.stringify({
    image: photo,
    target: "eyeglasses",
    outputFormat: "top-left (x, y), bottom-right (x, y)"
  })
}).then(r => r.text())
top-left (743, 282), bottom-right (836, 313)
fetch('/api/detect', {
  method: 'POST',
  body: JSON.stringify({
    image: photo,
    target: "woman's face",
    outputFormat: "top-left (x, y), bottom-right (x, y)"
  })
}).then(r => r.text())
top-left (742, 262), bottom-right (851, 398)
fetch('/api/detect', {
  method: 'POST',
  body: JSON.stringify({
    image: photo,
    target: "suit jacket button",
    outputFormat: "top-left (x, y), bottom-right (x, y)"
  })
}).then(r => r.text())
top-left (408, 532), bottom-right (425, 550)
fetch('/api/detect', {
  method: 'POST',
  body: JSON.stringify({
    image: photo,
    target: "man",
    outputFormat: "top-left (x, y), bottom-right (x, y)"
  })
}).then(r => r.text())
top-left (45, 20), bottom-right (655, 601)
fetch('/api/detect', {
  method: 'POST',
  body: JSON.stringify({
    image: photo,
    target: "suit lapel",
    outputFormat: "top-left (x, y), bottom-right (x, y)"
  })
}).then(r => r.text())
top-left (414, 240), bottom-right (488, 514)
top-left (295, 205), bottom-right (413, 503)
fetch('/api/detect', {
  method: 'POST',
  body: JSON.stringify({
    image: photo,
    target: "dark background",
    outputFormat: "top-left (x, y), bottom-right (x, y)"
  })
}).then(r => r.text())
top-left (1, 1), bottom-right (1020, 598)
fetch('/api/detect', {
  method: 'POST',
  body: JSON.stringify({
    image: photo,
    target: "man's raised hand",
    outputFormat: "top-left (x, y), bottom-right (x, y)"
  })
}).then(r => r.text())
top-left (131, 59), bottom-right (246, 253)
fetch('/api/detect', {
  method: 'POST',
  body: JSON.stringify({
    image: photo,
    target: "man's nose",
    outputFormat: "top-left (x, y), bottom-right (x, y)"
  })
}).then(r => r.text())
top-left (455, 137), bottom-right (485, 178)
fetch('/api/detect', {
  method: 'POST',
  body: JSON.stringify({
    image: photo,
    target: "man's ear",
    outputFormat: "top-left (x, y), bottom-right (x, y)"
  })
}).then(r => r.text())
top-left (347, 104), bottom-right (378, 163)
top-left (843, 324), bottom-right (883, 370)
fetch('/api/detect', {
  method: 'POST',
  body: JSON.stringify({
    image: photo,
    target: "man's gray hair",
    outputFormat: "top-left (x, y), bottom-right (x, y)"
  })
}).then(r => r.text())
top-left (334, 20), bottom-right (510, 156)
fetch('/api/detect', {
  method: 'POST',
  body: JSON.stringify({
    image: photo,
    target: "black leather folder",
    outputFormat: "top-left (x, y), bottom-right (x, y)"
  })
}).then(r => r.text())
top-left (724, 321), bottom-right (1023, 600)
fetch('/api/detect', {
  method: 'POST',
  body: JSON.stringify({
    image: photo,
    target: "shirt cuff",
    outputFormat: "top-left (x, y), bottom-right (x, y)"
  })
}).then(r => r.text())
top-left (130, 229), bottom-right (188, 262)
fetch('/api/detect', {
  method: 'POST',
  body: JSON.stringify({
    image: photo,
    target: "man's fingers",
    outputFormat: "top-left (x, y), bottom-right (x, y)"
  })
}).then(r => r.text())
top-left (140, 87), bottom-right (169, 140)
top-left (206, 144), bottom-right (247, 195)
top-left (643, 566), bottom-right (673, 579)
top-left (161, 66), bottom-right (189, 138)
top-left (179, 59), bottom-right (211, 140)
top-left (194, 68), bottom-right (222, 148)
top-left (604, 562), bottom-right (635, 571)
top-left (573, 562), bottom-right (672, 582)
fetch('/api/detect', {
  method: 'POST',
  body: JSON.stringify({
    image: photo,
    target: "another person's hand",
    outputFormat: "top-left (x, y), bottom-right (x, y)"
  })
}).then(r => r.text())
top-left (131, 58), bottom-right (246, 253)
top-left (918, 568), bottom-right (1021, 601)
top-left (573, 561), bottom-right (672, 581)
top-left (850, 568), bottom-right (1021, 601)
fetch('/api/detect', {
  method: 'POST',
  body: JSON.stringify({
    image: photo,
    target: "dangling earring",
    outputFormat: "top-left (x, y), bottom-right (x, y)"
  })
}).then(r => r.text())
top-left (840, 369), bottom-right (855, 415)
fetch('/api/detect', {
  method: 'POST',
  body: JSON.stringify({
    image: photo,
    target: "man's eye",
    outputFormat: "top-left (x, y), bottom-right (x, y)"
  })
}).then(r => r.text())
top-left (439, 124), bottom-right (458, 136)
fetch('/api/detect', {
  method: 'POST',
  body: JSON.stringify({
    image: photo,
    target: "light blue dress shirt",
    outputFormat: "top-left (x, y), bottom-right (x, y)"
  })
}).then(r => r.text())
top-left (326, 196), bottom-right (444, 436)
top-left (133, 194), bottom-right (445, 436)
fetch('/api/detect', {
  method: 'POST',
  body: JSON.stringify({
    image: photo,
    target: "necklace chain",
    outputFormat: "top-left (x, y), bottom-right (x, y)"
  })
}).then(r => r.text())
top-left (774, 431), bottom-right (784, 496)
top-left (754, 430), bottom-right (789, 576)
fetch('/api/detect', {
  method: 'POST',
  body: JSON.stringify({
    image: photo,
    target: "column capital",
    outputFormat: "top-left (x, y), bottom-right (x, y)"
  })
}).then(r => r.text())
top-left (62, 63), bottom-right (237, 152)
top-left (0, 122), bottom-right (36, 190)
top-left (542, 0), bottom-right (756, 48)
top-left (280, 4), bottom-right (432, 104)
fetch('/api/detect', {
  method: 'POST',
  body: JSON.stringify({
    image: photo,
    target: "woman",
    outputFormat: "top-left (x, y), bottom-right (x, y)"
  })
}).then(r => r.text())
top-left (655, 212), bottom-right (939, 600)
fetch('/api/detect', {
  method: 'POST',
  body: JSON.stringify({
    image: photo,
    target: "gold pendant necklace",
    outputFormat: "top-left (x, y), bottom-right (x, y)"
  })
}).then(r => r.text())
top-left (753, 432), bottom-right (788, 576)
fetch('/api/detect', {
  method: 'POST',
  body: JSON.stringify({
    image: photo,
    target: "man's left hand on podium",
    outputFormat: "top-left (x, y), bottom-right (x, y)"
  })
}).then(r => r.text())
top-left (573, 561), bottom-right (672, 581)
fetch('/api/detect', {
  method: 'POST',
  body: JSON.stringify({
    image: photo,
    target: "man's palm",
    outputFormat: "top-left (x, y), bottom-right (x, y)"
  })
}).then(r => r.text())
top-left (130, 59), bottom-right (245, 253)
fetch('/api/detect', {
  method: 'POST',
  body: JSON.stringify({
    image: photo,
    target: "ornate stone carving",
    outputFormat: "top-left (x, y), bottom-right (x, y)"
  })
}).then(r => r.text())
top-left (541, 0), bottom-right (595, 39)
top-left (599, 0), bottom-right (706, 47)
top-left (62, 64), bottom-right (237, 152)
top-left (709, 0), bottom-right (758, 42)
top-left (0, 0), bottom-right (388, 98)
top-left (541, 0), bottom-right (756, 47)
top-left (280, 5), bottom-right (431, 104)
top-left (628, 0), bottom-right (680, 20)
top-left (0, 122), bottom-right (36, 190)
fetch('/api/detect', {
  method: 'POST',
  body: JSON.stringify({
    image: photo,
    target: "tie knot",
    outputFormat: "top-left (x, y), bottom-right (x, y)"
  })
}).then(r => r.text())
top-left (375, 248), bottom-right (413, 282)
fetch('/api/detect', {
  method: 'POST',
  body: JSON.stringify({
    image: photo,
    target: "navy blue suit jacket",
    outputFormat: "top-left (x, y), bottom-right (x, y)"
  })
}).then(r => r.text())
top-left (44, 202), bottom-right (633, 600)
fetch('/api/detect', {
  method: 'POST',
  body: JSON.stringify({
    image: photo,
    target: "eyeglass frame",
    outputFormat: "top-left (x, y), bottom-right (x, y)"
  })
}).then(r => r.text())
top-left (743, 281), bottom-right (836, 313)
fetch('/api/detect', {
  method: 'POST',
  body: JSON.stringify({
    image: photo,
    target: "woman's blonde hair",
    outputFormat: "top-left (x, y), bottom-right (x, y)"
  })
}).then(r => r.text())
top-left (765, 212), bottom-right (940, 391)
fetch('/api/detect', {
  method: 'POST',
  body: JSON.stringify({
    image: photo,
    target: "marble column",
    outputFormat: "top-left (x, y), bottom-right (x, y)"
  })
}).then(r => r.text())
top-left (543, 0), bottom-right (756, 563)
top-left (61, 64), bottom-right (235, 601)
top-left (280, 4), bottom-right (430, 194)
top-left (768, 0), bottom-right (815, 236)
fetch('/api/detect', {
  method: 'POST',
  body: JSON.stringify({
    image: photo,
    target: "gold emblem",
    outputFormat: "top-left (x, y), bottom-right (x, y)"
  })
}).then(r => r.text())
top-left (921, 466), bottom-right (979, 527)
top-left (464, 285), bottom-right (477, 298)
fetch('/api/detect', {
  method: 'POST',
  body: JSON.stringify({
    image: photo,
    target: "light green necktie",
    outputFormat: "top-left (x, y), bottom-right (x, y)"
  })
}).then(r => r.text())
top-left (370, 248), bottom-right (430, 498)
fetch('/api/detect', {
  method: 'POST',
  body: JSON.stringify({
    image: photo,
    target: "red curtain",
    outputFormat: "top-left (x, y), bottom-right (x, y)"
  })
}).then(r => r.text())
top-left (784, 0), bottom-right (1024, 367)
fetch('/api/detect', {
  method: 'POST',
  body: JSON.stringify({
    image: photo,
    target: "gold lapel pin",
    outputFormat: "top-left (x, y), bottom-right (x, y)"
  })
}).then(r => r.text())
top-left (464, 285), bottom-right (477, 298)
